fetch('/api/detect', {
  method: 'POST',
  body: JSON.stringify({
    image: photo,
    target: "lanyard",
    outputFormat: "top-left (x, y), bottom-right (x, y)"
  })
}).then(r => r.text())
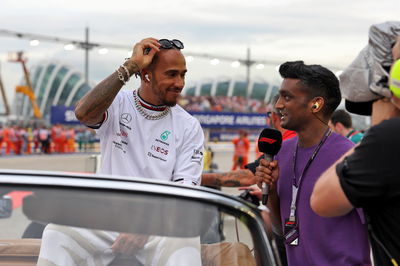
top-left (288, 128), bottom-right (332, 221)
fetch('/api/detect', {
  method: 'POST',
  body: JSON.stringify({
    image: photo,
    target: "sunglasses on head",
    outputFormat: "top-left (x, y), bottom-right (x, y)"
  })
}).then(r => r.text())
top-left (158, 39), bottom-right (184, 50)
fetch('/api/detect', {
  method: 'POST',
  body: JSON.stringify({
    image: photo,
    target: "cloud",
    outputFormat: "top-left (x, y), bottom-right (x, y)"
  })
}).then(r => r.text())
top-left (0, 0), bottom-right (398, 106)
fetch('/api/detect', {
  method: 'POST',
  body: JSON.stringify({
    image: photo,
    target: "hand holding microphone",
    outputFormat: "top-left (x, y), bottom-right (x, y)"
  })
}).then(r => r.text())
top-left (257, 128), bottom-right (282, 205)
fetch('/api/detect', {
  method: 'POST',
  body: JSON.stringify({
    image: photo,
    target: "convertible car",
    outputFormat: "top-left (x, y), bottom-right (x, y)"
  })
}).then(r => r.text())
top-left (0, 169), bottom-right (279, 265)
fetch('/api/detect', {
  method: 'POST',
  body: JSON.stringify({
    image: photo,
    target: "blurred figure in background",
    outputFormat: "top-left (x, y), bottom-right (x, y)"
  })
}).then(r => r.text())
top-left (203, 146), bottom-right (218, 173)
top-left (32, 126), bottom-right (40, 154)
top-left (329, 109), bottom-right (364, 144)
top-left (0, 124), bottom-right (4, 154)
top-left (38, 125), bottom-right (51, 154)
top-left (231, 129), bottom-right (250, 170)
top-left (3, 125), bottom-right (13, 155)
top-left (65, 127), bottom-right (76, 153)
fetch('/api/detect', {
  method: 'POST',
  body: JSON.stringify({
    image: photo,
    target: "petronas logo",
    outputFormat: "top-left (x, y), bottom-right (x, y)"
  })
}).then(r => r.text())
top-left (160, 131), bottom-right (171, 141)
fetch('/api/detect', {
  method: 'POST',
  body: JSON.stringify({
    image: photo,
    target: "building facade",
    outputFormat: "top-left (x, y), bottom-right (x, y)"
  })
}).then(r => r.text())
top-left (13, 61), bottom-right (92, 121)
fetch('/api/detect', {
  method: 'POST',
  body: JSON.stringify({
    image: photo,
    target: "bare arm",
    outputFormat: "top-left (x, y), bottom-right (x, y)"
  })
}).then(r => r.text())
top-left (310, 148), bottom-right (355, 217)
top-left (201, 169), bottom-right (256, 187)
top-left (74, 71), bottom-right (126, 125)
top-left (75, 38), bottom-right (161, 126)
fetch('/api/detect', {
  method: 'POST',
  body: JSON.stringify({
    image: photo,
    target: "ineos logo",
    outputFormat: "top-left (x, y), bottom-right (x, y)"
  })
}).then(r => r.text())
top-left (120, 113), bottom-right (132, 124)
top-left (151, 145), bottom-right (169, 155)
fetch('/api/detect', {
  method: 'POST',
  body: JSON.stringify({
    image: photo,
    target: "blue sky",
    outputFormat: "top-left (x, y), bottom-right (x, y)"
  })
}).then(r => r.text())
top-left (0, 0), bottom-right (398, 105)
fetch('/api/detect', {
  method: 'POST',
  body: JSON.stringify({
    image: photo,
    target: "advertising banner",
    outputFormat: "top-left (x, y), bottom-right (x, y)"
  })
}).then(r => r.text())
top-left (51, 107), bottom-right (267, 128)
top-left (51, 106), bottom-right (81, 125)
top-left (189, 111), bottom-right (267, 128)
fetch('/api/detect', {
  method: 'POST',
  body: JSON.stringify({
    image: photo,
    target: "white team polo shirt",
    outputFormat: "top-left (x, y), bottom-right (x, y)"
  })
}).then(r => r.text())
top-left (96, 90), bottom-right (204, 186)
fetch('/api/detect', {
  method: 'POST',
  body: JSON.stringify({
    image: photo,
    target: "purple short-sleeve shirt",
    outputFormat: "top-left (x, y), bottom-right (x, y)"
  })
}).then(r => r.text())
top-left (276, 132), bottom-right (371, 266)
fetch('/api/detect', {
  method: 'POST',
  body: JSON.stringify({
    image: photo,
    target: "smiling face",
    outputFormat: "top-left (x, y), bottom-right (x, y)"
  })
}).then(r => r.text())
top-left (148, 49), bottom-right (187, 107)
top-left (275, 78), bottom-right (314, 131)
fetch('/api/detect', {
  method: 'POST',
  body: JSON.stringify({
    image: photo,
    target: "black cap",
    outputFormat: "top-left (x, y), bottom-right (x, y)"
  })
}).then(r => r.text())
top-left (345, 99), bottom-right (374, 116)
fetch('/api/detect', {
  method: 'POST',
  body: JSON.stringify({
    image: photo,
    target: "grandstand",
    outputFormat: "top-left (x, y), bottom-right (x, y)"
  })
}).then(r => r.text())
top-left (184, 76), bottom-right (280, 102)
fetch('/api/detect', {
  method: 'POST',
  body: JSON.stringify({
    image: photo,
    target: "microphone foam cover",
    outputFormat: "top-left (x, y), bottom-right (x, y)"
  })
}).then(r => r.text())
top-left (258, 128), bottom-right (283, 156)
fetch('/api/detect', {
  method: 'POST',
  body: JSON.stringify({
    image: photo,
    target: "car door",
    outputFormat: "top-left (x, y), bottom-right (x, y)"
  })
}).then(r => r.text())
top-left (0, 170), bottom-right (278, 266)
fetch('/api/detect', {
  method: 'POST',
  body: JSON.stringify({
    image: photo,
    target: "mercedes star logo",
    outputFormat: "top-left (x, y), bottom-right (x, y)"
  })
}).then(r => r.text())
top-left (120, 113), bottom-right (132, 124)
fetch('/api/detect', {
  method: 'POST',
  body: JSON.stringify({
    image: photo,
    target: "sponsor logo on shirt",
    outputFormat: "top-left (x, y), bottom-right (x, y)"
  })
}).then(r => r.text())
top-left (190, 149), bottom-right (203, 164)
top-left (151, 145), bottom-right (169, 155)
top-left (116, 130), bottom-right (128, 138)
top-left (120, 113), bottom-right (132, 124)
top-left (147, 152), bottom-right (167, 162)
top-left (113, 141), bottom-right (126, 153)
top-left (155, 130), bottom-right (171, 146)
top-left (119, 122), bottom-right (132, 130)
top-left (155, 138), bottom-right (169, 146)
top-left (160, 130), bottom-right (171, 141)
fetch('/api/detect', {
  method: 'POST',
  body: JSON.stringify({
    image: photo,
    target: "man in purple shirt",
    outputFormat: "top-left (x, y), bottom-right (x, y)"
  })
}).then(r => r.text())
top-left (255, 61), bottom-right (371, 265)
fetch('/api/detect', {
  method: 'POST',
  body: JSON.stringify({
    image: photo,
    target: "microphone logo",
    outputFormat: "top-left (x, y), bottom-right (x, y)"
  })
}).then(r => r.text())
top-left (259, 137), bottom-right (277, 144)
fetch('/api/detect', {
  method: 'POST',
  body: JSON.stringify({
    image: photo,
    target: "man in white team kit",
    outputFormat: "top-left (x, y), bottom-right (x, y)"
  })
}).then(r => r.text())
top-left (37, 38), bottom-right (204, 266)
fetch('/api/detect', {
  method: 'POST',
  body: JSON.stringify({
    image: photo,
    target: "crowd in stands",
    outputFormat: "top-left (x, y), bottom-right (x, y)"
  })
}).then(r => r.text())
top-left (0, 124), bottom-right (98, 156)
top-left (179, 95), bottom-right (270, 113)
top-left (0, 96), bottom-right (272, 157)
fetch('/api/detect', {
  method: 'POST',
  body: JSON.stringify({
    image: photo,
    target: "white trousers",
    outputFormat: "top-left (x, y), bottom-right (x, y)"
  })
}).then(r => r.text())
top-left (37, 223), bottom-right (201, 266)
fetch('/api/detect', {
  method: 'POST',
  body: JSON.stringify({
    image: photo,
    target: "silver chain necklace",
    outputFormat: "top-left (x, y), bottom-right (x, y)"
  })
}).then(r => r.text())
top-left (133, 90), bottom-right (170, 120)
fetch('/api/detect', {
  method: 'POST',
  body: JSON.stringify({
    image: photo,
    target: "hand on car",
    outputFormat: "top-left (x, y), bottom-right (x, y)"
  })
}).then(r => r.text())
top-left (238, 186), bottom-right (262, 200)
top-left (111, 233), bottom-right (149, 254)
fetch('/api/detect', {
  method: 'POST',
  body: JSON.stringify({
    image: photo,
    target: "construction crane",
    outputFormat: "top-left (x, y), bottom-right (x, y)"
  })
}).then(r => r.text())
top-left (0, 63), bottom-right (10, 116)
top-left (8, 51), bottom-right (42, 119)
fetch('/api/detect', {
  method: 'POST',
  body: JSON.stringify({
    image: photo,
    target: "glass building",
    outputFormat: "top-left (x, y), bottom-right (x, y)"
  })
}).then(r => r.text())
top-left (13, 62), bottom-right (92, 121)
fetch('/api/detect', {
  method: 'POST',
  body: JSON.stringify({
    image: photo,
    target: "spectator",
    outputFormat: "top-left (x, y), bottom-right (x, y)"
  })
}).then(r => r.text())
top-left (181, 94), bottom-right (271, 113)
top-left (231, 129), bottom-right (250, 170)
top-left (38, 125), bottom-right (51, 154)
top-left (329, 109), bottom-right (364, 144)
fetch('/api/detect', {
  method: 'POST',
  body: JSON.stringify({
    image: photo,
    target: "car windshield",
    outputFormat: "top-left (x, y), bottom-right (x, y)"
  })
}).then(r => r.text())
top-left (0, 179), bottom-right (274, 266)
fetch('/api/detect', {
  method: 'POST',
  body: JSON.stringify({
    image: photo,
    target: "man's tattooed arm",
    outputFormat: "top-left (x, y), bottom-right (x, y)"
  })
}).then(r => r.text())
top-left (201, 169), bottom-right (256, 187)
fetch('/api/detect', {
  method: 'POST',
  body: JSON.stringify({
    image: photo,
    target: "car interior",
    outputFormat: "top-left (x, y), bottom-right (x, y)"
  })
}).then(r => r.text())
top-left (0, 183), bottom-right (269, 266)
